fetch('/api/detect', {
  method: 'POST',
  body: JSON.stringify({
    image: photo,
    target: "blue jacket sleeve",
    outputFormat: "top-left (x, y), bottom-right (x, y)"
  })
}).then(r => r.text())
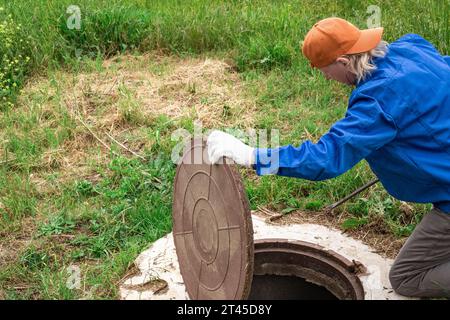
top-left (444, 56), bottom-right (450, 67)
top-left (254, 93), bottom-right (398, 180)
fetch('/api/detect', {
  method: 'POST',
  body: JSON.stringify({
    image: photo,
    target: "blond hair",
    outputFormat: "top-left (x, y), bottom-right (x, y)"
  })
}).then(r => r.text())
top-left (344, 41), bottom-right (389, 83)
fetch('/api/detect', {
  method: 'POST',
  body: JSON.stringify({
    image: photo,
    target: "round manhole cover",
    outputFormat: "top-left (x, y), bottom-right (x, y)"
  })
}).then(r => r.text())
top-left (172, 138), bottom-right (254, 299)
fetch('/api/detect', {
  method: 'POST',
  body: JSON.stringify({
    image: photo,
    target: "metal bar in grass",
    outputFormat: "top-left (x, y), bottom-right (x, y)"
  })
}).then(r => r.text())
top-left (75, 115), bottom-right (117, 155)
top-left (67, 90), bottom-right (117, 155)
top-left (67, 97), bottom-right (146, 161)
top-left (104, 131), bottom-right (146, 161)
top-left (325, 178), bottom-right (380, 213)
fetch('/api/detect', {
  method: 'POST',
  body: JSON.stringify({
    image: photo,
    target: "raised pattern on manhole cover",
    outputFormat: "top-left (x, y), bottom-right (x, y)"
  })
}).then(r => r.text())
top-left (172, 138), bottom-right (254, 300)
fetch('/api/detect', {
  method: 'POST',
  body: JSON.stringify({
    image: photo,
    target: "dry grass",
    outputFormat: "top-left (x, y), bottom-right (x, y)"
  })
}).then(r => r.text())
top-left (67, 53), bottom-right (256, 129)
top-left (12, 53), bottom-right (256, 194)
top-left (0, 216), bottom-right (40, 268)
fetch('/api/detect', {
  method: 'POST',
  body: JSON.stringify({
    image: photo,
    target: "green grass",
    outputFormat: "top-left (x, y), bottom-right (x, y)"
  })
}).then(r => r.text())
top-left (0, 0), bottom-right (448, 299)
top-left (1, 0), bottom-right (448, 105)
top-left (1, 153), bottom-right (174, 299)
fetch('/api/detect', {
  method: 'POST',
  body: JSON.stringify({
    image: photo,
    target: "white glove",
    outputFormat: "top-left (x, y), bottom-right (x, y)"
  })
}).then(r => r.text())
top-left (207, 130), bottom-right (255, 167)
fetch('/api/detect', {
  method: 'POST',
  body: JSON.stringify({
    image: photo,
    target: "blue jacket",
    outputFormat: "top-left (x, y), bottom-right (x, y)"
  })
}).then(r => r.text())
top-left (255, 34), bottom-right (450, 213)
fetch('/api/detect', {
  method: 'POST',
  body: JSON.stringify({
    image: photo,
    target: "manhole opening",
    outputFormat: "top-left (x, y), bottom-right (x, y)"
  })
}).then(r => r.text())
top-left (248, 240), bottom-right (365, 300)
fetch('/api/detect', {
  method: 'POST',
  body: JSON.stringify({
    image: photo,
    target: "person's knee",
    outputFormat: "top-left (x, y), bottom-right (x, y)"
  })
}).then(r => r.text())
top-left (388, 263), bottom-right (404, 293)
top-left (389, 270), bottom-right (419, 297)
top-left (389, 263), bottom-right (442, 298)
top-left (388, 259), bottom-right (416, 296)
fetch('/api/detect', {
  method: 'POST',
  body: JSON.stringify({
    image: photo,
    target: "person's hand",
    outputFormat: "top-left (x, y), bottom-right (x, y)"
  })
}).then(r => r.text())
top-left (207, 130), bottom-right (255, 167)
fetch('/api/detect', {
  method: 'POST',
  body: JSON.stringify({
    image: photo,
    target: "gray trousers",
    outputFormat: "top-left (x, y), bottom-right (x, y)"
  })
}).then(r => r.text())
top-left (389, 208), bottom-right (450, 298)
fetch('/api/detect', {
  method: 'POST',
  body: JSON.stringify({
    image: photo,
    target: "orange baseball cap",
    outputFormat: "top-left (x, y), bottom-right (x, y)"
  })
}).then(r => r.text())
top-left (302, 17), bottom-right (383, 68)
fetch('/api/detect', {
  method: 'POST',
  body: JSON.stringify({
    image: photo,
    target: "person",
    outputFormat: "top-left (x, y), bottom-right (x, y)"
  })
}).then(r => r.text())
top-left (207, 17), bottom-right (450, 298)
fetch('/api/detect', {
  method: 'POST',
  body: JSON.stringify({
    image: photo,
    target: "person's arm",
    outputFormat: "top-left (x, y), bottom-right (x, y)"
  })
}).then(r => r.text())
top-left (444, 55), bottom-right (450, 67)
top-left (255, 94), bottom-right (398, 180)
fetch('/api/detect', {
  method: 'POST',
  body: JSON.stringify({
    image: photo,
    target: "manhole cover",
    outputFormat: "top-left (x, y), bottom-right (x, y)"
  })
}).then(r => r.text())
top-left (172, 138), bottom-right (254, 299)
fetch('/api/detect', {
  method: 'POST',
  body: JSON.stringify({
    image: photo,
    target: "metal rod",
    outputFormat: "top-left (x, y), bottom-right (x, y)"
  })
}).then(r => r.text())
top-left (325, 178), bottom-right (380, 211)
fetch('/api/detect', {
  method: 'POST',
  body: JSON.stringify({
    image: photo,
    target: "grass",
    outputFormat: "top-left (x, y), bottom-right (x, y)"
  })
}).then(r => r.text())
top-left (0, 0), bottom-right (448, 299)
top-left (1, 0), bottom-right (448, 103)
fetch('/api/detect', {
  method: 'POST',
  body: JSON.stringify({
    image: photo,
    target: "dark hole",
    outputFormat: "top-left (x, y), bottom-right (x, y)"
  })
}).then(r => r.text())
top-left (248, 274), bottom-right (338, 300)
